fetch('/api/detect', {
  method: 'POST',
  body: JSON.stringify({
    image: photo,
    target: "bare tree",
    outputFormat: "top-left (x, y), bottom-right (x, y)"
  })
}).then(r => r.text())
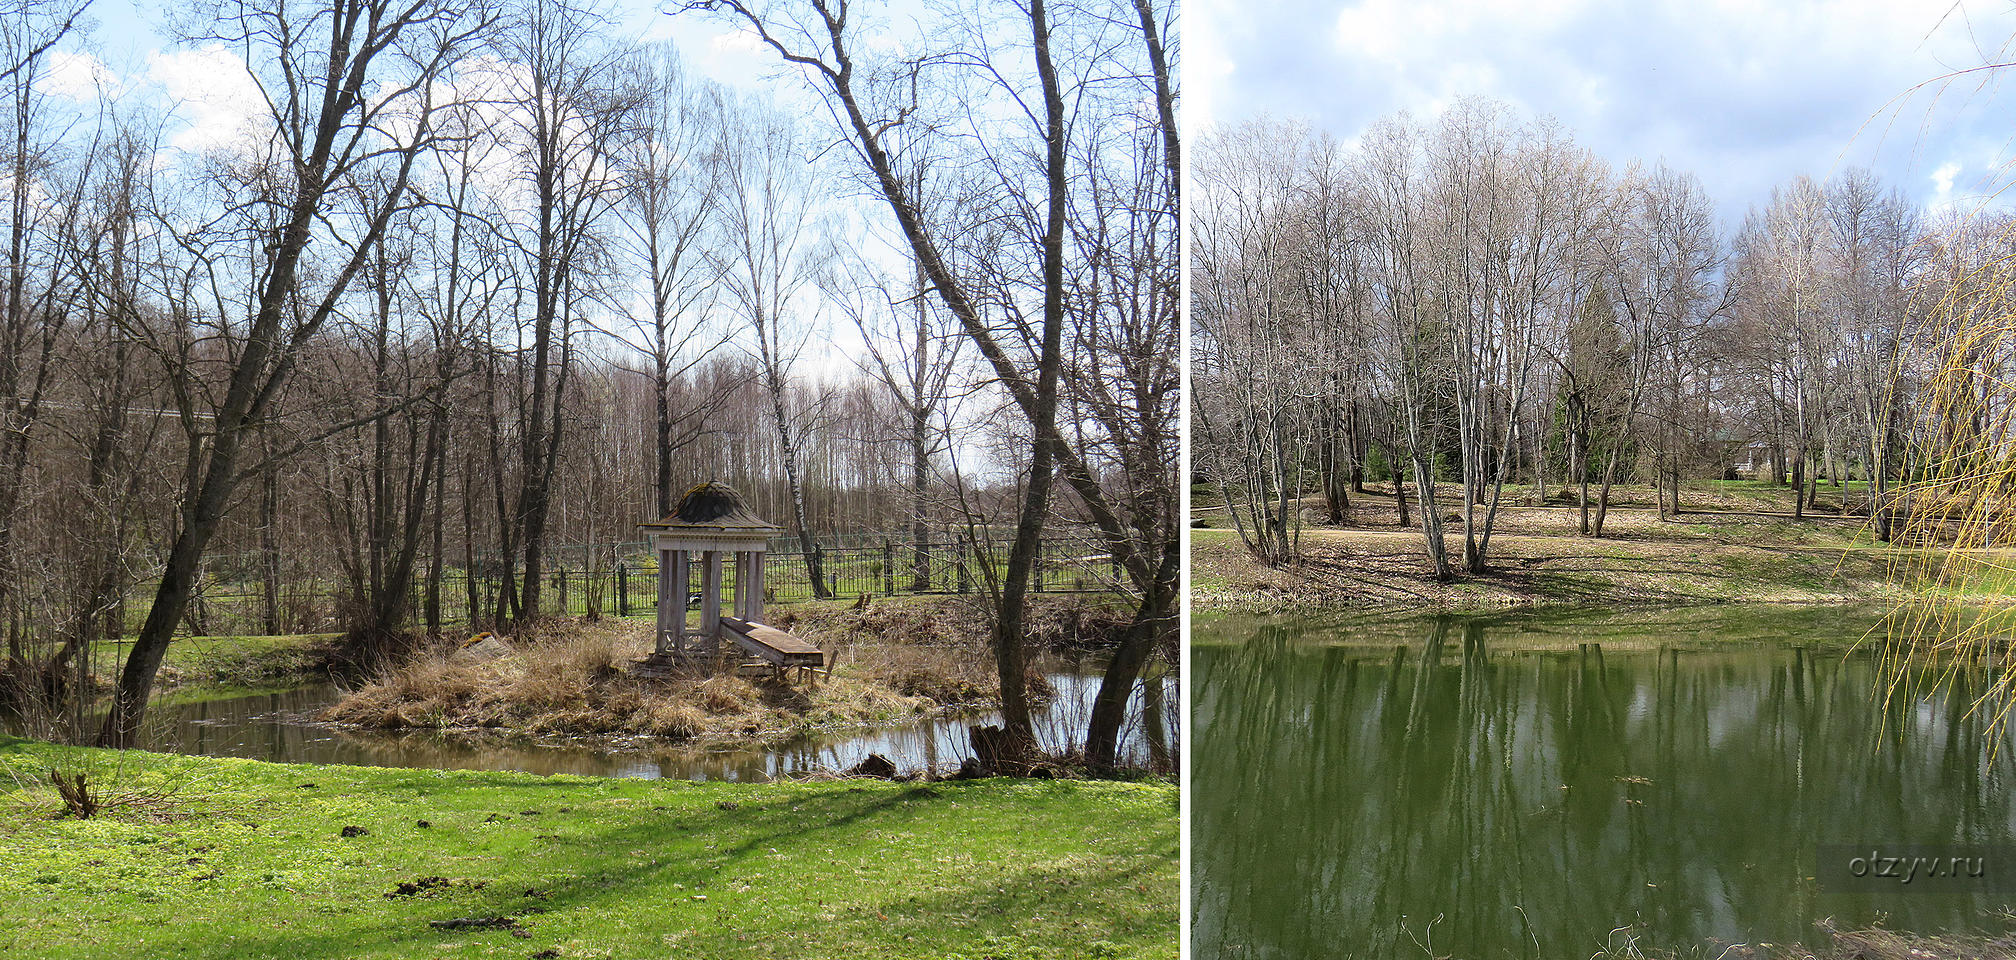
top-left (494, 0), bottom-right (638, 622)
top-left (1822, 168), bottom-right (1920, 538)
top-left (712, 94), bottom-right (833, 598)
top-left (619, 45), bottom-right (728, 518)
top-left (1193, 119), bottom-right (1313, 566)
top-left (1359, 113), bottom-right (1456, 579)
top-left (686, 0), bottom-right (1178, 766)
top-left (96, 0), bottom-right (496, 747)
top-left (822, 236), bottom-right (963, 591)
top-left (0, 0), bottom-right (91, 699)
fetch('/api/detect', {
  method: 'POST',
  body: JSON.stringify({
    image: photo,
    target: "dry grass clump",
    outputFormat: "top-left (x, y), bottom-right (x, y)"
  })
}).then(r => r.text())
top-left (322, 618), bottom-right (969, 742)
top-left (323, 595), bottom-right (1128, 742)
top-left (785, 596), bottom-right (1113, 703)
top-left (846, 641), bottom-right (1000, 705)
top-left (782, 595), bottom-right (1131, 653)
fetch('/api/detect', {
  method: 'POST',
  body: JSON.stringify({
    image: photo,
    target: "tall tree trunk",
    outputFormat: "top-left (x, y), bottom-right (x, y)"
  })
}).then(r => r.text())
top-left (760, 343), bottom-right (831, 600)
top-left (261, 465), bottom-right (281, 634)
top-left (1411, 446), bottom-right (1451, 580)
top-left (1083, 546), bottom-right (1175, 768)
top-left (910, 402), bottom-right (930, 591)
top-left (1791, 445), bottom-right (1807, 519)
top-left (655, 358), bottom-right (674, 518)
top-left (1390, 450), bottom-right (1410, 528)
top-left (985, 0), bottom-right (1075, 760)
top-left (426, 439), bottom-right (445, 635)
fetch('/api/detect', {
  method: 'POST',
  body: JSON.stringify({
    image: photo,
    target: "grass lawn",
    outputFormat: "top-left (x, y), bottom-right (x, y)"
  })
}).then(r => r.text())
top-left (1185, 483), bottom-right (1958, 609)
top-left (157, 634), bottom-right (337, 680)
top-left (0, 738), bottom-right (1176, 959)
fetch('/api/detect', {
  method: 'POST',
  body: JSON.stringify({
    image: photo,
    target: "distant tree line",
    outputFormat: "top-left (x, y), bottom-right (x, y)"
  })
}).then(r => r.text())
top-left (1195, 101), bottom-right (1977, 577)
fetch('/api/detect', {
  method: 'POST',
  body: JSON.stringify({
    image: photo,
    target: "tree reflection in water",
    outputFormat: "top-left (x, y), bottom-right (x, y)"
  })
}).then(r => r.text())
top-left (1192, 607), bottom-right (2016, 960)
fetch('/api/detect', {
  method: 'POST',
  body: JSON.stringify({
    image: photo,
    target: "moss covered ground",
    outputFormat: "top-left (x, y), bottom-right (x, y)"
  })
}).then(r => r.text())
top-left (0, 737), bottom-right (1177, 959)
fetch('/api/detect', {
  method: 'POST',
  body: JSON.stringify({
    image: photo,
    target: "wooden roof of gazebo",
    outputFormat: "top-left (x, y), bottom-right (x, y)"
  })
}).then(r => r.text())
top-left (639, 482), bottom-right (781, 536)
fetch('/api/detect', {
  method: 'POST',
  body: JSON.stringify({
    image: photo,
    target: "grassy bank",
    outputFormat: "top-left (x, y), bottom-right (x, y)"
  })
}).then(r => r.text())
top-left (1189, 480), bottom-right (1952, 610)
top-left (0, 737), bottom-right (1176, 959)
top-left (151, 633), bottom-right (341, 693)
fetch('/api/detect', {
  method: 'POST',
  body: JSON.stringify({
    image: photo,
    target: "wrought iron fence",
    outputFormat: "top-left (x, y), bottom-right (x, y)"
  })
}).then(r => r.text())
top-left (124, 535), bottom-right (1123, 637)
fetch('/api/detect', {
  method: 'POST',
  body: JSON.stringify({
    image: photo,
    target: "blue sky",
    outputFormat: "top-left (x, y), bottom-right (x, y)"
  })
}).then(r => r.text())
top-left (57, 0), bottom-right (790, 152)
top-left (1190, 0), bottom-right (2016, 222)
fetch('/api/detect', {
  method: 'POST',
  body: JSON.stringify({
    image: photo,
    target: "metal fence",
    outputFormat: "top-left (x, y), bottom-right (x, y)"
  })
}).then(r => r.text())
top-left (133, 535), bottom-right (1123, 637)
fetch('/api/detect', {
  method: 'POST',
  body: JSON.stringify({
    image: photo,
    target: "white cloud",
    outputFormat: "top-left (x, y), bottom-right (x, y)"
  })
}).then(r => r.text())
top-left (702, 25), bottom-right (773, 89)
top-left (147, 44), bottom-right (268, 156)
top-left (1933, 161), bottom-right (1961, 195)
top-left (38, 50), bottom-right (118, 101)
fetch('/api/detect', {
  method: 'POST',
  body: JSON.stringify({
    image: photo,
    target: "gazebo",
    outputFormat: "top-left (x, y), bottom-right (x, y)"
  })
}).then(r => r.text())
top-left (636, 482), bottom-right (824, 678)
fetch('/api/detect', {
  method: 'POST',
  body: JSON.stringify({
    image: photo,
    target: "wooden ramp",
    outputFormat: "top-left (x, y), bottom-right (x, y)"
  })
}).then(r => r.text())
top-left (718, 616), bottom-right (825, 670)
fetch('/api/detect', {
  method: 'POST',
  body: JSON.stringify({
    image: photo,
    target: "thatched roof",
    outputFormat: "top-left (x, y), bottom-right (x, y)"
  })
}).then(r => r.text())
top-left (640, 481), bottom-right (780, 533)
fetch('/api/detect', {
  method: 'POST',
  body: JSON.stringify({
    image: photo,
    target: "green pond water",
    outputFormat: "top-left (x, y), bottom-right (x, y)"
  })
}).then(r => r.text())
top-left (1192, 605), bottom-right (2016, 959)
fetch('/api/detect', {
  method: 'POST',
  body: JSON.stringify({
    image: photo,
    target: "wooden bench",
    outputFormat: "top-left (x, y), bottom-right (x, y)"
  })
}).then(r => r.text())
top-left (718, 616), bottom-right (826, 675)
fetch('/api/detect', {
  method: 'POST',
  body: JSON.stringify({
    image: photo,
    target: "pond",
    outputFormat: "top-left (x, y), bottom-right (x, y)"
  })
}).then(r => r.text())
top-left (1191, 604), bottom-right (2016, 959)
top-left (124, 659), bottom-right (1174, 782)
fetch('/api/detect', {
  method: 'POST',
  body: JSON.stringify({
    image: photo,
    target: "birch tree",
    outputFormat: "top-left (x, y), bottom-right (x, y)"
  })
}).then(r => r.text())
top-left (712, 95), bottom-right (833, 598)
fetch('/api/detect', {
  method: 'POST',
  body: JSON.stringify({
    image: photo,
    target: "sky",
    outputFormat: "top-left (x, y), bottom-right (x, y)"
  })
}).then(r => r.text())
top-left (1190, 0), bottom-right (2016, 223)
top-left (47, 0), bottom-right (891, 373)
top-left (64, 0), bottom-right (790, 142)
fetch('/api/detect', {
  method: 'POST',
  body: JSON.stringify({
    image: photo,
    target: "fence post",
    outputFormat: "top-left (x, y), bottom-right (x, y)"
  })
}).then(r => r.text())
top-left (883, 539), bottom-right (895, 596)
top-left (617, 562), bottom-right (629, 617)
top-left (956, 536), bottom-right (971, 594)
top-left (1033, 540), bottom-right (1045, 593)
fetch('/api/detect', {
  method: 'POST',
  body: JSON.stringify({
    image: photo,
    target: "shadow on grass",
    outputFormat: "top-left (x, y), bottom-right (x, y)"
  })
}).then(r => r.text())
top-left (71, 775), bottom-right (1171, 960)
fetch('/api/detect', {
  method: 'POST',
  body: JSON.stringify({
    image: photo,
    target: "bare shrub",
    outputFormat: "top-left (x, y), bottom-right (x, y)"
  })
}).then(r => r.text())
top-left (49, 769), bottom-right (95, 818)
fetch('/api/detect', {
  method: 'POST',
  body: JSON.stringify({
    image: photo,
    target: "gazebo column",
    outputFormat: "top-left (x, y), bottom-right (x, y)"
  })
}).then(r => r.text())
top-left (748, 551), bottom-right (765, 622)
top-left (732, 551), bottom-right (749, 620)
top-left (669, 549), bottom-right (689, 654)
top-left (654, 547), bottom-right (674, 654)
top-left (700, 549), bottom-right (723, 654)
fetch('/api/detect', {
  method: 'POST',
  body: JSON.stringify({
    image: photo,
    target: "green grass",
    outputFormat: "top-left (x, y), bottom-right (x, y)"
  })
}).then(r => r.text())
top-left (0, 738), bottom-right (1176, 959)
top-left (116, 548), bottom-right (1113, 640)
top-left (1186, 523), bottom-right (1925, 609)
top-left (152, 634), bottom-right (336, 679)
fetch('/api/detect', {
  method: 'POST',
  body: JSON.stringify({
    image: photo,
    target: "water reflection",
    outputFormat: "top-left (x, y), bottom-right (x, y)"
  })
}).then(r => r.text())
top-left (129, 662), bottom-right (1176, 781)
top-left (1192, 608), bottom-right (2016, 960)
